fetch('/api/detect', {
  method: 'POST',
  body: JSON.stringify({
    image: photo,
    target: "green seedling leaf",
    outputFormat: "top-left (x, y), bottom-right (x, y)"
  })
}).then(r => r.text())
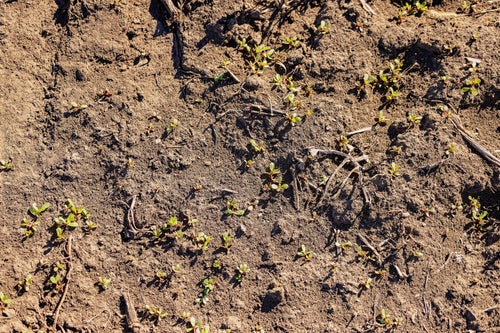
top-left (0, 160), bottom-right (14, 171)
top-left (29, 202), bottom-right (50, 217)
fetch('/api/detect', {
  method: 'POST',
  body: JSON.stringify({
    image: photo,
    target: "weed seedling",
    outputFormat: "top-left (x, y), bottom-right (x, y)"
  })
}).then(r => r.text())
top-left (271, 180), bottom-right (289, 192)
top-left (0, 159), bottom-right (14, 171)
top-left (145, 305), bottom-right (168, 323)
top-left (285, 113), bottom-right (302, 127)
top-left (192, 232), bottom-right (213, 252)
top-left (212, 259), bottom-right (222, 270)
top-left (235, 264), bottom-right (250, 283)
top-left (412, 249), bottom-right (424, 259)
top-left (388, 163), bottom-right (401, 177)
top-left (372, 269), bottom-right (389, 280)
top-left (16, 274), bottom-right (33, 292)
top-left (49, 274), bottom-right (64, 292)
top-left (0, 292), bottom-right (12, 308)
top-left (226, 199), bottom-right (245, 216)
top-left (221, 232), bottom-right (233, 251)
top-left (29, 202), bottom-right (50, 218)
top-left (407, 114), bottom-right (422, 126)
top-left (445, 142), bottom-right (457, 156)
top-left (297, 244), bottom-right (313, 261)
top-left (97, 277), bottom-right (111, 291)
top-left (355, 246), bottom-right (376, 263)
top-left (248, 139), bottom-right (265, 154)
top-left (195, 277), bottom-right (217, 306)
top-left (83, 220), bottom-right (98, 233)
top-left (334, 240), bottom-right (352, 254)
top-left (315, 20), bottom-right (330, 34)
top-left (377, 308), bottom-right (402, 328)
top-left (361, 277), bottom-right (373, 290)
top-left (386, 86), bottom-right (401, 102)
top-left (21, 218), bottom-right (40, 238)
top-left (283, 36), bottom-right (300, 48)
top-left (70, 102), bottom-right (88, 112)
top-left (461, 78), bottom-right (481, 96)
top-left (266, 162), bottom-right (281, 182)
top-left (375, 111), bottom-right (389, 126)
top-left (336, 135), bottom-right (350, 152)
top-left (273, 73), bottom-right (283, 87)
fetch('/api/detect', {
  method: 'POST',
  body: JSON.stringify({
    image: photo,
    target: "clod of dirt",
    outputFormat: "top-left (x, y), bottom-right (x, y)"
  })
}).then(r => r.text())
top-left (243, 75), bottom-right (266, 91)
top-left (225, 316), bottom-right (243, 331)
top-left (261, 284), bottom-right (285, 312)
top-left (2, 308), bottom-right (16, 318)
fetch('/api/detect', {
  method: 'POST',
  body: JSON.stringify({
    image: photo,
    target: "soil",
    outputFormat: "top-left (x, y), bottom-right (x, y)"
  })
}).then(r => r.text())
top-left (0, 0), bottom-right (499, 332)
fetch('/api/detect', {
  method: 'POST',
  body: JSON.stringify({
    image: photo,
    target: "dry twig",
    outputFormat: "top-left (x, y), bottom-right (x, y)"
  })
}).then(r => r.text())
top-left (52, 236), bottom-right (74, 331)
top-left (122, 293), bottom-right (145, 333)
top-left (309, 148), bottom-right (372, 206)
top-left (450, 115), bottom-right (500, 167)
top-left (357, 233), bottom-right (382, 265)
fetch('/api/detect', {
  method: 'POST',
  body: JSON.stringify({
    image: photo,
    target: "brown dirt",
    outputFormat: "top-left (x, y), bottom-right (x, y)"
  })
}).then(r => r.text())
top-left (0, 0), bottom-right (499, 332)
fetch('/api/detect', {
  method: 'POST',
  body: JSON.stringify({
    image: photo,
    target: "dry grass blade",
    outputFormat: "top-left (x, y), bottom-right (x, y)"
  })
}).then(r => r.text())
top-left (451, 115), bottom-right (500, 167)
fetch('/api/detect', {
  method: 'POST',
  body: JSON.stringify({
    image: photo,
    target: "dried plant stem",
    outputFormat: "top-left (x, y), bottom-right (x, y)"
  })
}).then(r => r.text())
top-left (52, 236), bottom-right (73, 331)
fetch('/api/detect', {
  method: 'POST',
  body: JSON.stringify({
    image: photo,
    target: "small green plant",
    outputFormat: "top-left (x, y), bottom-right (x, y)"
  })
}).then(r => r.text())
top-left (221, 232), bottom-right (233, 251)
top-left (29, 202), bottom-right (50, 218)
top-left (357, 59), bottom-right (404, 98)
top-left (398, 0), bottom-right (428, 21)
top-left (377, 308), bottom-right (403, 328)
top-left (226, 199), bottom-right (245, 216)
top-left (21, 218), bottom-right (40, 238)
top-left (145, 305), bottom-right (168, 323)
top-left (283, 36), bottom-right (300, 48)
top-left (0, 159), bottom-right (14, 171)
top-left (375, 111), bottom-right (389, 126)
top-left (83, 220), bottom-right (98, 233)
top-left (445, 142), bottom-right (457, 156)
top-left (49, 274), bottom-right (64, 293)
top-left (361, 277), bottom-right (373, 289)
top-left (195, 277), bottom-right (217, 306)
top-left (0, 292), bottom-right (12, 308)
top-left (388, 163), bottom-right (401, 177)
top-left (97, 277), bottom-right (111, 291)
top-left (355, 246), bottom-right (376, 262)
top-left (70, 102), bottom-right (88, 112)
top-left (412, 249), bottom-right (424, 259)
top-left (165, 118), bottom-right (179, 135)
top-left (235, 264), bottom-right (250, 283)
top-left (315, 20), bottom-right (330, 34)
top-left (407, 114), bottom-right (422, 126)
top-left (271, 180), bottom-right (289, 192)
top-left (155, 271), bottom-right (168, 282)
top-left (372, 269), bottom-right (389, 280)
top-left (186, 316), bottom-right (210, 332)
top-left (334, 240), bottom-right (352, 254)
top-left (52, 199), bottom-right (93, 240)
top-left (212, 259), bottom-right (222, 270)
top-left (266, 162), bottom-right (281, 182)
top-left (16, 274), bottom-right (33, 292)
top-left (248, 139), bottom-right (265, 154)
top-left (192, 232), bottom-right (213, 252)
top-left (297, 244), bottom-right (313, 261)
top-left (386, 86), bottom-right (401, 102)
top-left (461, 78), bottom-right (481, 96)
top-left (272, 73), bottom-right (283, 87)
top-left (284, 112), bottom-right (302, 127)
top-left (336, 135), bottom-right (350, 152)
